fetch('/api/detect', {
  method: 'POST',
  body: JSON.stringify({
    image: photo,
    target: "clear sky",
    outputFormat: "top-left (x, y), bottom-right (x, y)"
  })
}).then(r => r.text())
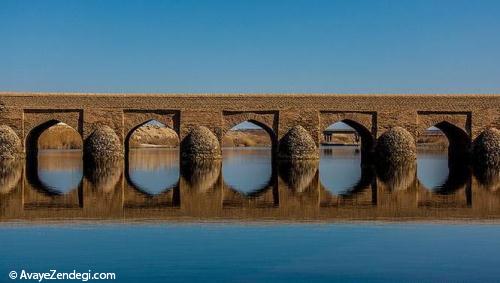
top-left (1, 0), bottom-right (500, 93)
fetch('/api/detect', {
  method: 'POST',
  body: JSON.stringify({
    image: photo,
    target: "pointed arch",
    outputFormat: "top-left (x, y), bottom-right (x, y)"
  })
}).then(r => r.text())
top-left (417, 113), bottom-right (471, 162)
top-left (124, 119), bottom-right (181, 196)
top-left (25, 119), bottom-right (82, 159)
top-left (222, 111), bottom-right (278, 151)
top-left (227, 119), bottom-right (277, 146)
top-left (124, 118), bottom-right (179, 153)
top-left (418, 121), bottom-right (471, 164)
top-left (24, 120), bottom-right (83, 197)
top-left (320, 112), bottom-right (376, 162)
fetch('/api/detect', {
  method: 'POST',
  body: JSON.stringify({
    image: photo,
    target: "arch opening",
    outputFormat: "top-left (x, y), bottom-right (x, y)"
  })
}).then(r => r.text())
top-left (417, 124), bottom-right (470, 193)
top-left (223, 120), bottom-right (275, 148)
top-left (125, 120), bottom-right (180, 196)
top-left (222, 120), bottom-right (274, 195)
top-left (322, 119), bottom-right (374, 160)
top-left (320, 121), bottom-right (373, 195)
top-left (26, 120), bottom-right (83, 195)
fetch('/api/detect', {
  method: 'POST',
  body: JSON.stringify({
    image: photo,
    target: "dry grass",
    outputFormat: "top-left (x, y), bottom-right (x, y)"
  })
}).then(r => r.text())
top-left (223, 129), bottom-right (271, 147)
top-left (417, 133), bottom-right (449, 149)
top-left (38, 123), bottom-right (180, 150)
top-left (38, 124), bottom-right (82, 149)
top-left (129, 125), bottom-right (179, 148)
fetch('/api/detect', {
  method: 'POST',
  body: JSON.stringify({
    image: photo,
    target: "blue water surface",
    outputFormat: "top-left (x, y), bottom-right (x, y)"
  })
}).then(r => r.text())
top-left (0, 223), bottom-right (498, 283)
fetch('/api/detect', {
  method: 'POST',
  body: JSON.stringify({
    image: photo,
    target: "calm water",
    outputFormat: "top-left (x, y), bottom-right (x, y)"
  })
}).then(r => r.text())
top-left (1, 147), bottom-right (500, 282)
top-left (1, 224), bottom-right (500, 283)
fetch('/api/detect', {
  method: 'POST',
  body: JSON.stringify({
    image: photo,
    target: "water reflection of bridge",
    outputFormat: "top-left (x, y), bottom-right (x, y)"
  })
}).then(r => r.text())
top-left (1, 159), bottom-right (500, 221)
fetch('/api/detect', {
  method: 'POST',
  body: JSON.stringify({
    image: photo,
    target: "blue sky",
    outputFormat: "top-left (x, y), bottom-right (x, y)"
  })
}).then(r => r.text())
top-left (1, 0), bottom-right (499, 93)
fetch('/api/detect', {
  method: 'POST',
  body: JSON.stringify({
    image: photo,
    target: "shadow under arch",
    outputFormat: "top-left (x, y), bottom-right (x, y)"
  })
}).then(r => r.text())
top-left (319, 119), bottom-right (374, 197)
top-left (323, 119), bottom-right (375, 163)
top-left (431, 163), bottom-right (471, 195)
top-left (432, 121), bottom-right (471, 164)
top-left (25, 120), bottom-right (84, 199)
top-left (319, 164), bottom-right (376, 207)
top-left (338, 165), bottom-right (375, 197)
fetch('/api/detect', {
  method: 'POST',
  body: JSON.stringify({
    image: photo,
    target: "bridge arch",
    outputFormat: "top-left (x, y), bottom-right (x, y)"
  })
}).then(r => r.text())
top-left (222, 112), bottom-right (278, 150)
top-left (25, 119), bottom-right (82, 159)
top-left (124, 119), bottom-right (180, 196)
top-left (25, 119), bottom-right (83, 196)
top-left (124, 119), bottom-right (180, 153)
top-left (417, 121), bottom-right (471, 194)
top-left (418, 120), bottom-right (471, 163)
top-left (320, 118), bottom-right (375, 161)
top-left (222, 119), bottom-right (274, 196)
top-left (223, 120), bottom-right (277, 147)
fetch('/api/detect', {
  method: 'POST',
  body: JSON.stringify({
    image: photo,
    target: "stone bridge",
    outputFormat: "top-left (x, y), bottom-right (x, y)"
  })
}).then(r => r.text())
top-left (0, 92), bottom-right (498, 165)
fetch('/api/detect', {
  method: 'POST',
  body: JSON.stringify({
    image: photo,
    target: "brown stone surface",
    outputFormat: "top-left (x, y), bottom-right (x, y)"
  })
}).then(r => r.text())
top-left (473, 128), bottom-right (500, 169)
top-left (0, 125), bottom-right (22, 159)
top-left (84, 125), bottom-right (123, 163)
top-left (278, 125), bottom-right (319, 160)
top-left (375, 127), bottom-right (417, 166)
top-left (0, 92), bottom-right (498, 161)
top-left (180, 126), bottom-right (221, 160)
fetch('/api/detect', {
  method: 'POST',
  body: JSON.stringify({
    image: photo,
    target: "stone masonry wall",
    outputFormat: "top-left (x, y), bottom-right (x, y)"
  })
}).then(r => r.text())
top-left (0, 93), bottom-right (498, 154)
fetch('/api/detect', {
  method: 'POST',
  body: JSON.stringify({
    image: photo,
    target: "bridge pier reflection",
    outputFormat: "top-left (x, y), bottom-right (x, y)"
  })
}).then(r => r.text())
top-left (277, 160), bottom-right (321, 217)
top-left (179, 160), bottom-right (224, 216)
top-left (83, 161), bottom-right (124, 217)
top-left (3, 157), bottom-right (500, 220)
top-left (0, 160), bottom-right (23, 219)
top-left (375, 163), bottom-right (419, 209)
